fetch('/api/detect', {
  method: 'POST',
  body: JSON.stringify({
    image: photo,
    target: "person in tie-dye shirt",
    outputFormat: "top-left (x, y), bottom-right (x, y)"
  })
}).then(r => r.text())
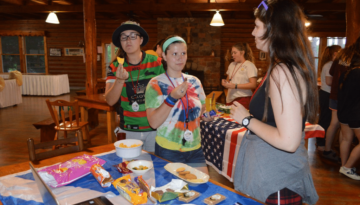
top-left (145, 36), bottom-right (212, 164)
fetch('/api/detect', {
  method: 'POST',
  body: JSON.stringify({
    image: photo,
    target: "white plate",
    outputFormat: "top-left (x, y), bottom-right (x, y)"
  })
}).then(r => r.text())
top-left (164, 163), bottom-right (209, 185)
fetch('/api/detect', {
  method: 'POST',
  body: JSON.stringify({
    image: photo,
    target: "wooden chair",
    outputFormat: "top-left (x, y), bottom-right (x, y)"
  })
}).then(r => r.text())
top-left (27, 136), bottom-right (84, 163)
top-left (45, 99), bottom-right (90, 145)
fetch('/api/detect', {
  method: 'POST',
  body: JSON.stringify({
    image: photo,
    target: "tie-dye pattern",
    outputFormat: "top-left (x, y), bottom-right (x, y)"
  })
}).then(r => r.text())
top-left (145, 73), bottom-right (206, 151)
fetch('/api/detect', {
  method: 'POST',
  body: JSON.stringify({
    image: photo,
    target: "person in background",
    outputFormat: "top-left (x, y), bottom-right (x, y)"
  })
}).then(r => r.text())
top-left (323, 43), bottom-right (357, 161)
top-left (145, 35), bottom-right (212, 165)
top-left (105, 21), bottom-right (165, 152)
top-left (221, 42), bottom-right (257, 109)
top-left (337, 37), bottom-right (360, 180)
top-left (145, 38), bottom-right (165, 57)
top-left (317, 45), bottom-right (341, 152)
top-left (231, 0), bottom-right (319, 204)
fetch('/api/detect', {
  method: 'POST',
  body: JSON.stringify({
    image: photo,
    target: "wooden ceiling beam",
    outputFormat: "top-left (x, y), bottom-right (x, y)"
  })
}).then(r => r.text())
top-left (0, 3), bottom-right (346, 13)
top-left (1, 0), bottom-right (25, 5)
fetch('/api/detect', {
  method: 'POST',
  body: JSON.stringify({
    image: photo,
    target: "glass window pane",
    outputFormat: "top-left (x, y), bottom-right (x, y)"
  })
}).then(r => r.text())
top-left (1, 36), bottom-right (19, 54)
top-left (327, 37), bottom-right (346, 48)
top-left (26, 55), bottom-right (45, 73)
top-left (25, 36), bottom-right (44, 54)
top-left (2, 55), bottom-right (20, 72)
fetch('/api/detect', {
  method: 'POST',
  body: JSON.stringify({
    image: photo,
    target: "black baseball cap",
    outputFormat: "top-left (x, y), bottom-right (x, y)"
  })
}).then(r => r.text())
top-left (112, 21), bottom-right (149, 48)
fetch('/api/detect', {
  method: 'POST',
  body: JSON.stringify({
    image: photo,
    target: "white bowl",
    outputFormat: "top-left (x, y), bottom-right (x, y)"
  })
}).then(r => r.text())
top-left (127, 160), bottom-right (153, 176)
top-left (114, 139), bottom-right (143, 158)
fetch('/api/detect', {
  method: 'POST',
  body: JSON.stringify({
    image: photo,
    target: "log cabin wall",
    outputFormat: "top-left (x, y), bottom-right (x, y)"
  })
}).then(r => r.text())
top-left (158, 18), bottom-right (221, 93)
top-left (0, 17), bottom-right (345, 89)
top-left (221, 19), bottom-right (269, 81)
top-left (0, 19), bottom-right (157, 89)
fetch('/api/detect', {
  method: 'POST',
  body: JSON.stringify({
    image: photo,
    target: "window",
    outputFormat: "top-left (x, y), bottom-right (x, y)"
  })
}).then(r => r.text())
top-left (308, 37), bottom-right (320, 73)
top-left (327, 37), bottom-right (346, 48)
top-left (0, 36), bottom-right (46, 73)
top-left (1, 36), bottom-right (21, 73)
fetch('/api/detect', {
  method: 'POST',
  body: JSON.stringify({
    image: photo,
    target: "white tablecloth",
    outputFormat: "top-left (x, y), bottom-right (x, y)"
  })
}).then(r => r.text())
top-left (21, 74), bottom-right (70, 96)
top-left (0, 79), bottom-right (22, 108)
top-left (0, 74), bottom-right (70, 96)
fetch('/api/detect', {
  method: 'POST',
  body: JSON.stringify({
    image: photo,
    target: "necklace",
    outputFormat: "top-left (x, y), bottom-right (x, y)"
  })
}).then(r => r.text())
top-left (229, 61), bottom-right (245, 82)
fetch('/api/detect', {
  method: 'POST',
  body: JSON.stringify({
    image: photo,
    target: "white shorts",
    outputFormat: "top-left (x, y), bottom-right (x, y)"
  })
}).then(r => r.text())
top-left (117, 128), bottom-right (156, 152)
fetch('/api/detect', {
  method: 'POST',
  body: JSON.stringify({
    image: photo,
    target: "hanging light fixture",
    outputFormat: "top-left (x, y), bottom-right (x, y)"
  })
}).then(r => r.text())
top-left (210, 11), bottom-right (224, 26)
top-left (46, 12), bottom-right (59, 24)
top-left (305, 22), bottom-right (311, 27)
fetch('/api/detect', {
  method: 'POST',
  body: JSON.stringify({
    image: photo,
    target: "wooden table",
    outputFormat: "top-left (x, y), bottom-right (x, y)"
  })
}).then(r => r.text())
top-left (75, 94), bottom-right (116, 143)
top-left (0, 144), bottom-right (263, 205)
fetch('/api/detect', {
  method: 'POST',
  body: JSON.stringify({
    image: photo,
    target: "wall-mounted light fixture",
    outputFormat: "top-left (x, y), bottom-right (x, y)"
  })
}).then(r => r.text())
top-left (305, 22), bottom-right (311, 27)
top-left (46, 12), bottom-right (59, 24)
top-left (210, 11), bottom-right (224, 27)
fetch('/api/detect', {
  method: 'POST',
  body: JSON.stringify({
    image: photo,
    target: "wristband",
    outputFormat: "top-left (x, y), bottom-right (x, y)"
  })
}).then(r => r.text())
top-left (167, 94), bottom-right (178, 104)
top-left (164, 98), bottom-right (175, 107)
top-left (164, 95), bottom-right (178, 107)
top-left (235, 84), bottom-right (238, 89)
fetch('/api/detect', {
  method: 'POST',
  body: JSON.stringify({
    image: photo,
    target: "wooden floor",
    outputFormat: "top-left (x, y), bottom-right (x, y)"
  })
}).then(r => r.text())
top-left (0, 90), bottom-right (359, 204)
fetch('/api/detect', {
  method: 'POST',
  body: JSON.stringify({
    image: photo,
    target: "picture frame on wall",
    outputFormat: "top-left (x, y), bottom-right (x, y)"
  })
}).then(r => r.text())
top-left (49, 48), bottom-right (61, 56)
top-left (64, 47), bottom-right (84, 56)
top-left (259, 51), bottom-right (266, 61)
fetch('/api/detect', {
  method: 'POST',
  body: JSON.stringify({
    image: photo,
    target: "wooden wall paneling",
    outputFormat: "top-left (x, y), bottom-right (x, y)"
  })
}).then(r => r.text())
top-left (44, 36), bottom-right (48, 74)
top-left (0, 37), bottom-right (2, 73)
top-left (18, 36), bottom-right (25, 73)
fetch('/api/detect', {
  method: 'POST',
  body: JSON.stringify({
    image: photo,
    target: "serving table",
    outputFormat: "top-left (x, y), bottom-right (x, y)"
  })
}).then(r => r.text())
top-left (0, 144), bottom-right (263, 205)
top-left (200, 117), bottom-right (325, 182)
top-left (75, 94), bottom-right (116, 143)
top-left (0, 79), bottom-right (22, 108)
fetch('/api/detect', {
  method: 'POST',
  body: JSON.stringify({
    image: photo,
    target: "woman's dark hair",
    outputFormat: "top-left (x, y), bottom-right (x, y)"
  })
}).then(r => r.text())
top-left (152, 38), bottom-right (165, 51)
top-left (318, 45), bottom-right (341, 78)
top-left (254, 0), bottom-right (319, 123)
top-left (160, 35), bottom-right (187, 70)
top-left (232, 42), bottom-right (255, 63)
top-left (336, 36), bottom-right (360, 66)
top-left (340, 52), bottom-right (360, 89)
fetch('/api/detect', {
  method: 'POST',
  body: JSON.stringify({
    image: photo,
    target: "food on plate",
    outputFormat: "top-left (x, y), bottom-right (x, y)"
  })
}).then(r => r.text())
top-left (178, 171), bottom-right (190, 175)
top-left (185, 173), bottom-right (197, 180)
top-left (90, 164), bottom-right (114, 188)
top-left (132, 165), bottom-right (148, 170)
top-left (204, 193), bottom-right (226, 205)
top-left (112, 175), bottom-right (147, 205)
top-left (179, 191), bottom-right (201, 203)
top-left (176, 167), bottom-right (185, 172)
top-left (119, 143), bottom-right (141, 148)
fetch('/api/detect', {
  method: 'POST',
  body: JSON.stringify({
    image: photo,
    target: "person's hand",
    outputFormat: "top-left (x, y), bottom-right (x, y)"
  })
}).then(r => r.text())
top-left (222, 79), bottom-right (234, 89)
top-left (116, 63), bottom-right (129, 80)
top-left (201, 112), bottom-right (214, 122)
top-left (170, 78), bottom-right (188, 99)
top-left (230, 101), bottom-right (250, 124)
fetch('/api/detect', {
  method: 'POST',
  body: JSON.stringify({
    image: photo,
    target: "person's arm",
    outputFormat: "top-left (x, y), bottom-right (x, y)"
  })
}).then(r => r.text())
top-left (104, 63), bottom-right (128, 106)
top-left (325, 76), bottom-right (333, 86)
top-left (231, 64), bottom-right (304, 152)
top-left (146, 80), bottom-right (188, 129)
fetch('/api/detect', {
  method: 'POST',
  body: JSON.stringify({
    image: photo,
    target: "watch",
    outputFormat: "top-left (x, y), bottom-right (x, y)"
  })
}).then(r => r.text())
top-left (242, 115), bottom-right (254, 128)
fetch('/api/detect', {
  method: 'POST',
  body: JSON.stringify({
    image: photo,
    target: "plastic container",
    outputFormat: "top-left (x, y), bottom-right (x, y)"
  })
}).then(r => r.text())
top-left (114, 139), bottom-right (143, 158)
top-left (127, 160), bottom-right (153, 176)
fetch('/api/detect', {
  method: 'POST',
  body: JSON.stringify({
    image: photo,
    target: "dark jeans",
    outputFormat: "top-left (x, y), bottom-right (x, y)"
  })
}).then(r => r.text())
top-left (155, 143), bottom-right (206, 164)
top-left (317, 89), bottom-right (331, 146)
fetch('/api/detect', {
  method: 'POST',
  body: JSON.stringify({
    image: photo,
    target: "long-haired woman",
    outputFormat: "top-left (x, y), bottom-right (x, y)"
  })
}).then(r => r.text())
top-left (317, 45), bottom-right (341, 152)
top-left (337, 37), bottom-right (360, 180)
top-left (222, 42), bottom-right (257, 109)
top-left (231, 0), bottom-right (319, 204)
